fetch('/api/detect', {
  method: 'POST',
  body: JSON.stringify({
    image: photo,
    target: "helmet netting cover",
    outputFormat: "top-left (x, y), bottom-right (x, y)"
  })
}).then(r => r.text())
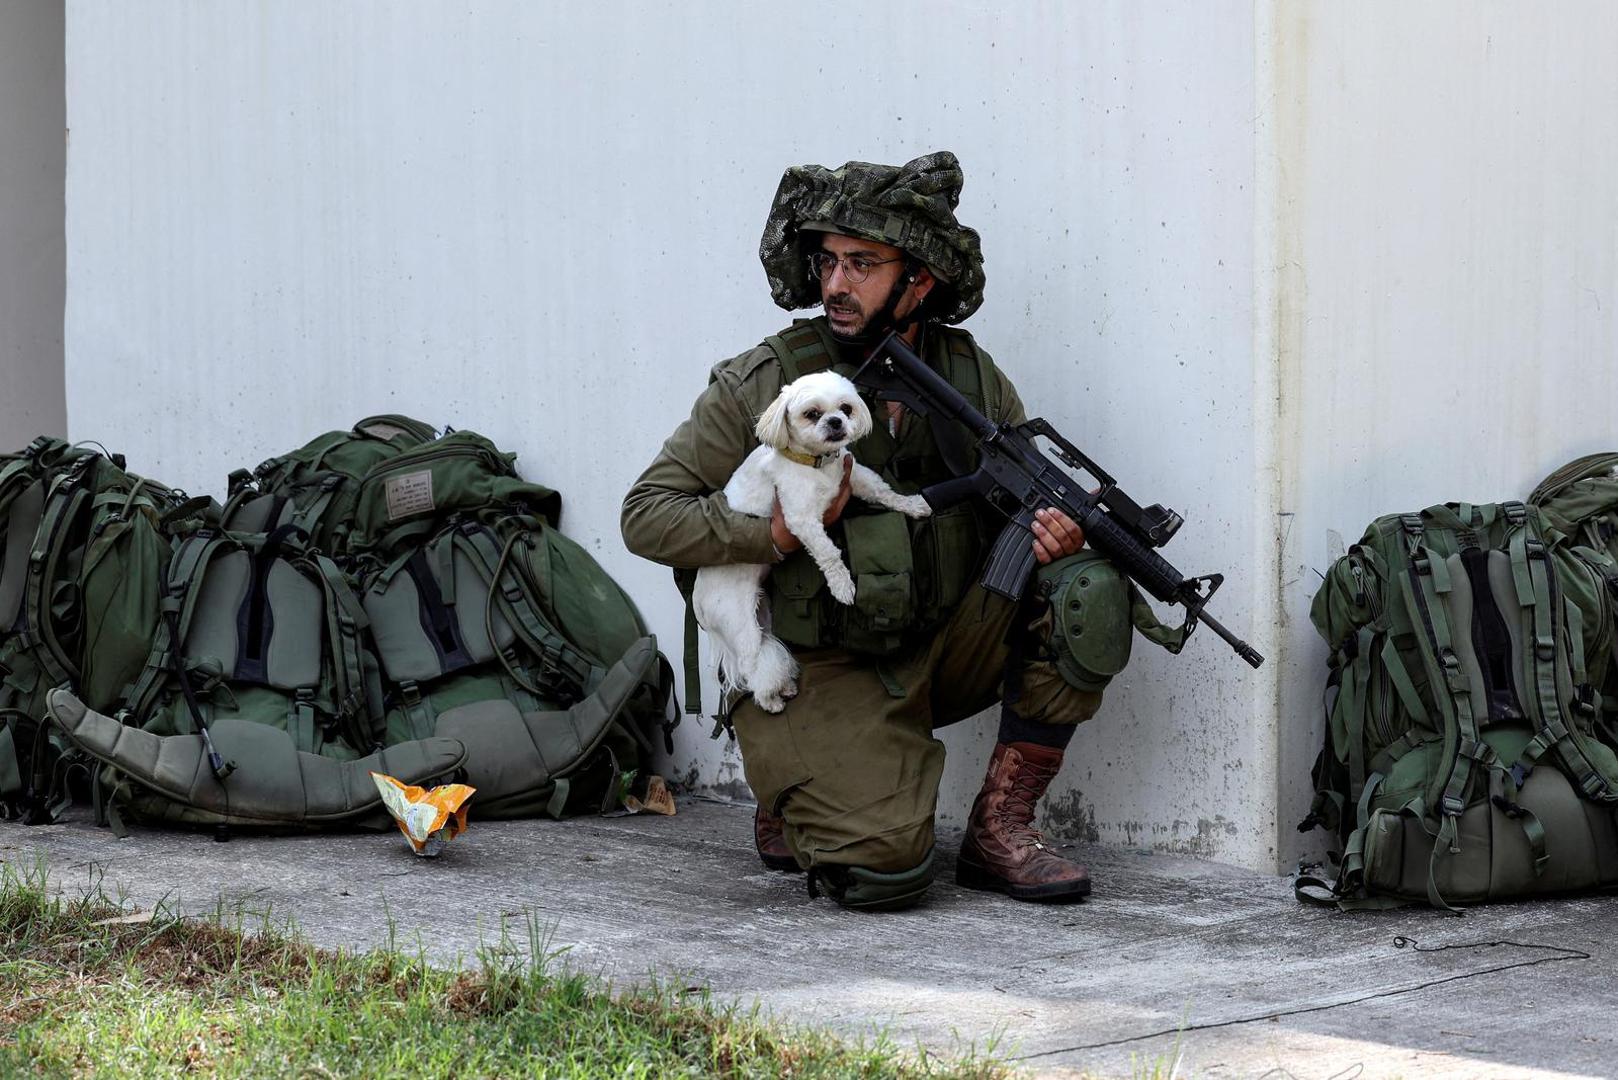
top-left (759, 150), bottom-right (986, 324)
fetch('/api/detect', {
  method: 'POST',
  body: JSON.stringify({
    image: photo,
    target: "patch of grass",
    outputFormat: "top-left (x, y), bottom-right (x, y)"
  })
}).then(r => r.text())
top-left (0, 861), bottom-right (1006, 1079)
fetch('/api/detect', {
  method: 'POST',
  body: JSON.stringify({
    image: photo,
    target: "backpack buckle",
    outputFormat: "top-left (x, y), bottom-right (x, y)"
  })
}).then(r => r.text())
top-left (1524, 538), bottom-right (1547, 559)
top-left (1534, 635), bottom-right (1555, 662)
top-left (1573, 685), bottom-right (1597, 717)
top-left (399, 680), bottom-right (422, 706)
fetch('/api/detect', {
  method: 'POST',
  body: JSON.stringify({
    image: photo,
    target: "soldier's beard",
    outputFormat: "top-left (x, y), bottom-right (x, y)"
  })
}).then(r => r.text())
top-left (823, 291), bottom-right (866, 337)
top-left (824, 275), bottom-right (914, 345)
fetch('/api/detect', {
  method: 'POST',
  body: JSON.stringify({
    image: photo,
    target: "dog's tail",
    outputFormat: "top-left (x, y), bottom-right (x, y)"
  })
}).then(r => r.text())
top-left (709, 632), bottom-right (747, 697)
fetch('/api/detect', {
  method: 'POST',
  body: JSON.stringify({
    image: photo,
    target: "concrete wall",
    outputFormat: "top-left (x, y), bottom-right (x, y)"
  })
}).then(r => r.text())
top-left (63, 0), bottom-right (1273, 867)
top-left (1268, 4), bottom-right (1618, 865)
top-left (60, 2), bottom-right (1618, 872)
top-left (0, 0), bottom-right (66, 443)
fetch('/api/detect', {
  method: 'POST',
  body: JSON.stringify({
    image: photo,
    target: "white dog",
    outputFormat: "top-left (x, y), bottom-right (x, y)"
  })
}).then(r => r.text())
top-left (693, 370), bottom-right (932, 712)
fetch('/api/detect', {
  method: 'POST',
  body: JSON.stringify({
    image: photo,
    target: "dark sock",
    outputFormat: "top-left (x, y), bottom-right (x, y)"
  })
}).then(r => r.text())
top-left (996, 707), bottom-right (1077, 750)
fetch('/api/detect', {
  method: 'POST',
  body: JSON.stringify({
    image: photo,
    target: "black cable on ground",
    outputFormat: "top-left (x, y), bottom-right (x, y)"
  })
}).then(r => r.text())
top-left (1011, 935), bottom-right (1592, 1062)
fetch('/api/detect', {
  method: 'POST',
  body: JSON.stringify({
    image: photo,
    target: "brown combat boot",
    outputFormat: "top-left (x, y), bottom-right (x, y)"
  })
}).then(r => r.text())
top-left (754, 804), bottom-right (802, 872)
top-left (956, 741), bottom-right (1092, 901)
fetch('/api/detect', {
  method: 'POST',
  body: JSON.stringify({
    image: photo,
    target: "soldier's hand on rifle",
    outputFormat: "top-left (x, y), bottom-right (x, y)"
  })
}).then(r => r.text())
top-left (1031, 507), bottom-right (1085, 564)
top-left (771, 456), bottom-right (854, 557)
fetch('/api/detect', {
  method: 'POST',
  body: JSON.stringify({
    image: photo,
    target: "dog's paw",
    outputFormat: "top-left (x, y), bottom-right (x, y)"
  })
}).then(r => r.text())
top-left (900, 495), bottom-right (932, 519)
top-left (755, 689), bottom-right (787, 713)
top-left (781, 679), bottom-right (798, 700)
top-left (828, 573), bottom-right (856, 605)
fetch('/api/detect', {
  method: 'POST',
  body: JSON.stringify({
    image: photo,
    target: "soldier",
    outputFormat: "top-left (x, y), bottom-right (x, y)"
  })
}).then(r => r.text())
top-left (621, 152), bottom-right (1136, 911)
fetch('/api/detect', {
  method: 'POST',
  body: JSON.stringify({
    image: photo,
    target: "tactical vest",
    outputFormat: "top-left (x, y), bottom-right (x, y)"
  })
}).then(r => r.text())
top-left (764, 318), bottom-right (1001, 655)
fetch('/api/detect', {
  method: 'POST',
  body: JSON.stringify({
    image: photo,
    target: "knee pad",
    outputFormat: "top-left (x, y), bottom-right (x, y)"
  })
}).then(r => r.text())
top-left (807, 848), bottom-right (936, 912)
top-left (1037, 550), bottom-right (1134, 692)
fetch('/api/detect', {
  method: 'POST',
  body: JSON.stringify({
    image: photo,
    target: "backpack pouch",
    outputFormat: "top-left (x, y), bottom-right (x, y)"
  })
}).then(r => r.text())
top-left (1363, 764), bottom-right (1618, 904)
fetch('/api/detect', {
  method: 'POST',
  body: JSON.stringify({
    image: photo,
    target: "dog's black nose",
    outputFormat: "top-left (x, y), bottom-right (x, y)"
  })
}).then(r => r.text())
top-left (825, 415), bottom-right (844, 431)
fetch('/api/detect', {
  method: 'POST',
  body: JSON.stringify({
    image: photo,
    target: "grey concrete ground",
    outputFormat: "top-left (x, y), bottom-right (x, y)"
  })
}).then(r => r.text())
top-left (4, 797), bottom-right (1614, 1079)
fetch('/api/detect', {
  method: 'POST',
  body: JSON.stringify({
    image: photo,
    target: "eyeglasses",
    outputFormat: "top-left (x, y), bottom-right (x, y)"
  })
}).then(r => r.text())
top-left (807, 251), bottom-right (903, 285)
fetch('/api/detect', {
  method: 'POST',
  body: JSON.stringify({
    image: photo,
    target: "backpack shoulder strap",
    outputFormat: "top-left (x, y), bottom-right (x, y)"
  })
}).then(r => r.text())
top-left (309, 553), bottom-right (383, 750)
top-left (123, 532), bottom-right (230, 723)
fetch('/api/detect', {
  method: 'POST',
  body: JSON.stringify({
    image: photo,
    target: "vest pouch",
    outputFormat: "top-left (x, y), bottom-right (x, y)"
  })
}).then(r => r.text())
top-left (769, 550), bottom-right (828, 649)
top-left (841, 512), bottom-right (916, 655)
top-left (914, 504), bottom-right (982, 625)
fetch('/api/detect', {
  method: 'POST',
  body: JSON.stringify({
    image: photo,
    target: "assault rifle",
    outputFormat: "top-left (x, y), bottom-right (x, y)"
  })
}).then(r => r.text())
top-left (853, 332), bottom-right (1264, 669)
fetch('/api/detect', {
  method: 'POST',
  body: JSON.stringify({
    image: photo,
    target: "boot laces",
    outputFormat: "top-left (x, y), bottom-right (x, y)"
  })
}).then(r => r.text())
top-left (995, 762), bottom-right (1057, 848)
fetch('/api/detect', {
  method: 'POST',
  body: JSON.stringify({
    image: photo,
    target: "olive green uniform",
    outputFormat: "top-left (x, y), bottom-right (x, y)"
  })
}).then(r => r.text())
top-left (621, 317), bottom-right (1132, 881)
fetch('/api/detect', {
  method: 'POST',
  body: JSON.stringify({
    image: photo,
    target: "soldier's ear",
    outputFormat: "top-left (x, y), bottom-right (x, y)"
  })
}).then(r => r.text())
top-left (910, 265), bottom-right (936, 303)
top-left (755, 386), bottom-right (795, 449)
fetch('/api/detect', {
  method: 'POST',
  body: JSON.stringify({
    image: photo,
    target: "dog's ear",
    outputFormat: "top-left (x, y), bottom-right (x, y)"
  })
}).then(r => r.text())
top-left (845, 393), bottom-right (874, 441)
top-left (755, 386), bottom-right (794, 449)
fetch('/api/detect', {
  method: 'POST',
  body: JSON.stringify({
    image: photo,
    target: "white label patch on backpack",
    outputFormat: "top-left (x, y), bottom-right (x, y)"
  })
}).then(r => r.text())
top-left (386, 470), bottom-right (435, 521)
top-left (361, 421), bottom-right (408, 441)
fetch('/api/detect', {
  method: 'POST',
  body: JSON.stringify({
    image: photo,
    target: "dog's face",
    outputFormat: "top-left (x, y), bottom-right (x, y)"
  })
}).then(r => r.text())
top-left (755, 371), bottom-right (873, 455)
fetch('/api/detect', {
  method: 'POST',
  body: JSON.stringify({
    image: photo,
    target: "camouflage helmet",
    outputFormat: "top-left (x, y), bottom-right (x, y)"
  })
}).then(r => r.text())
top-left (759, 151), bottom-right (985, 324)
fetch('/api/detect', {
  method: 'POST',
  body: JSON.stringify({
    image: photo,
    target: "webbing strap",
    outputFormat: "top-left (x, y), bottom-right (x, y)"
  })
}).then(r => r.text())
top-left (1565, 595), bottom-right (1589, 686)
top-left (1519, 527), bottom-right (1608, 798)
top-left (682, 578), bottom-right (702, 716)
top-left (433, 530), bottom-right (458, 607)
top-left (545, 776), bottom-right (571, 819)
top-left (290, 688), bottom-right (316, 753)
top-left (26, 479), bottom-right (88, 688)
top-left (1489, 768), bottom-right (1549, 877)
top-left (312, 555), bottom-right (375, 747)
top-left (124, 535), bottom-right (227, 722)
top-left (1340, 631), bottom-right (1370, 802)
top-left (1409, 553), bottom-right (1477, 822)
top-left (1355, 771), bottom-right (1384, 831)
top-left (1426, 815), bottom-right (1464, 914)
top-left (1379, 636), bottom-right (1430, 728)
top-left (396, 680), bottom-right (435, 741)
top-left (459, 526), bottom-right (598, 699)
top-left (295, 476), bottom-right (342, 542)
top-left (1367, 728), bottom-right (1433, 776)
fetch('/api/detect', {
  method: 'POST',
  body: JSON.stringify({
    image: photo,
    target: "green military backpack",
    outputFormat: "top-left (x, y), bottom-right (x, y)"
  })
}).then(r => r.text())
top-left (47, 521), bottom-right (469, 835)
top-left (1530, 451), bottom-right (1618, 568)
top-left (1299, 500), bottom-right (1618, 909)
top-left (120, 526), bottom-right (385, 757)
top-left (347, 430), bottom-right (677, 818)
top-left (223, 415), bottom-right (438, 553)
top-left (0, 440), bottom-right (194, 823)
top-left (53, 520), bottom-right (469, 833)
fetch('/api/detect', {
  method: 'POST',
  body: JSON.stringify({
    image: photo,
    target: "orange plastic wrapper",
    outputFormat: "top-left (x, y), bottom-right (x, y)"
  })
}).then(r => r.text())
top-left (371, 772), bottom-right (476, 857)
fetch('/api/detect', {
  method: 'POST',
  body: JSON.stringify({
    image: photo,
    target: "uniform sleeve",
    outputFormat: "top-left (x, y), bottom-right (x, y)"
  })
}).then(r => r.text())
top-left (620, 368), bottom-right (777, 569)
